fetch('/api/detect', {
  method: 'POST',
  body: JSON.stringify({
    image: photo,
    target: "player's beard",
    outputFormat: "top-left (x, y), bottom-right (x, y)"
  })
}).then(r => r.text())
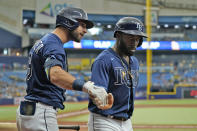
top-left (69, 30), bottom-right (81, 42)
top-left (118, 37), bottom-right (134, 56)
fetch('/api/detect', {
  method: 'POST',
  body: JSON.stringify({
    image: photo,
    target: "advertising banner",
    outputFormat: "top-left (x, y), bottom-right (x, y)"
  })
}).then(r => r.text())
top-left (35, 0), bottom-right (81, 24)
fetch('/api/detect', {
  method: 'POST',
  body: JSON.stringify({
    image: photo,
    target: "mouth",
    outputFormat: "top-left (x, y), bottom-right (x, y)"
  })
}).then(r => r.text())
top-left (128, 46), bottom-right (136, 50)
top-left (128, 46), bottom-right (136, 53)
top-left (80, 33), bottom-right (84, 37)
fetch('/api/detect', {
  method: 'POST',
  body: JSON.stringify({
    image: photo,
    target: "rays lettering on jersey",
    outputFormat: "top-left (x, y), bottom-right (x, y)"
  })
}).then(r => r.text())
top-left (114, 67), bottom-right (139, 88)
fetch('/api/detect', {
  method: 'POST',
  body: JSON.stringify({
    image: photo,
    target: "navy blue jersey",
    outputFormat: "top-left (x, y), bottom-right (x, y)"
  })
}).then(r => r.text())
top-left (25, 33), bottom-right (67, 109)
top-left (88, 48), bottom-right (139, 119)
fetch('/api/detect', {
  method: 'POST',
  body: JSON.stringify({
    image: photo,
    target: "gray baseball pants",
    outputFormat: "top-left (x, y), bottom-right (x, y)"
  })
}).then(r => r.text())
top-left (88, 112), bottom-right (133, 131)
top-left (16, 101), bottom-right (59, 131)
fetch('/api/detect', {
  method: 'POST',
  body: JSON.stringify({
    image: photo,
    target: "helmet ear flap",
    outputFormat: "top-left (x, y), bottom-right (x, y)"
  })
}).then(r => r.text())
top-left (114, 31), bottom-right (121, 38)
top-left (56, 15), bottom-right (79, 30)
top-left (137, 38), bottom-right (143, 47)
top-left (114, 31), bottom-right (117, 38)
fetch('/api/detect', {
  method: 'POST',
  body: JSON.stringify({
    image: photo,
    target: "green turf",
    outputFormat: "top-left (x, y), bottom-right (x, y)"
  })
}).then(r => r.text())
top-left (132, 107), bottom-right (197, 125)
top-left (58, 106), bottom-right (197, 125)
top-left (0, 102), bottom-right (88, 121)
top-left (134, 129), bottom-right (197, 131)
top-left (58, 101), bottom-right (88, 114)
top-left (0, 106), bottom-right (17, 121)
top-left (58, 99), bottom-right (197, 125)
top-left (59, 113), bottom-right (89, 122)
top-left (1, 99), bottom-right (197, 131)
top-left (134, 99), bottom-right (197, 105)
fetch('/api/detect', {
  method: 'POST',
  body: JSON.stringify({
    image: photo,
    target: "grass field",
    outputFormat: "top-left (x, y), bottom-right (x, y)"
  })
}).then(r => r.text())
top-left (0, 99), bottom-right (197, 131)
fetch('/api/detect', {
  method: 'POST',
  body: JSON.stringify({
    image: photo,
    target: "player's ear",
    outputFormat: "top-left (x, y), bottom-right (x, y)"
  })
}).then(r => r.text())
top-left (116, 32), bottom-right (121, 38)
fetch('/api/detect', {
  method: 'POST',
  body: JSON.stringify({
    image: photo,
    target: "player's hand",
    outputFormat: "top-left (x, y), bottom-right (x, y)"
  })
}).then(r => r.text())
top-left (83, 82), bottom-right (114, 110)
top-left (83, 81), bottom-right (107, 103)
top-left (83, 81), bottom-right (113, 109)
top-left (90, 93), bottom-right (114, 110)
top-left (82, 81), bottom-right (97, 95)
top-left (98, 93), bottom-right (114, 110)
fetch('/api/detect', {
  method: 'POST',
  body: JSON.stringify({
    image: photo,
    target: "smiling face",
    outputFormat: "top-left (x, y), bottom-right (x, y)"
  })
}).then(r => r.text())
top-left (117, 32), bottom-right (141, 56)
top-left (69, 21), bottom-right (87, 42)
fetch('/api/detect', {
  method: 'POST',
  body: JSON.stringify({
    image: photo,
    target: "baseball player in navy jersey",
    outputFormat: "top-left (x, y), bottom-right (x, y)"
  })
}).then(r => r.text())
top-left (88, 17), bottom-right (147, 131)
top-left (16, 7), bottom-right (113, 131)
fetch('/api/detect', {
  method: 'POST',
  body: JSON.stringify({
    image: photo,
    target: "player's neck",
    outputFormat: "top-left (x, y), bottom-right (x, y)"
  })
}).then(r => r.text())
top-left (52, 27), bottom-right (69, 43)
top-left (112, 45), bottom-right (129, 63)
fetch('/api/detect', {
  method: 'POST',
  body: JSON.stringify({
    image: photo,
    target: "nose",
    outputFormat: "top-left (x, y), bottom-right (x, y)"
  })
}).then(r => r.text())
top-left (83, 28), bottom-right (87, 34)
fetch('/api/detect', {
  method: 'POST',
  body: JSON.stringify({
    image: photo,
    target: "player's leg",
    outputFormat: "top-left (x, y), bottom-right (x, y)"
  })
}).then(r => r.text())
top-left (16, 106), bottom-right (22, 131)
top-left (16, 101), bottom-right (41, 131)
top-left (16, 101), bottom-right (59, 131)
top-left (35, 102), bottom-right (59, 131)
top-left (40, 107), bottom-right (59, 131)
top-left (88, 112), bottom-right (121, 131)
top-left (121, 119), bottom-right (133, 131)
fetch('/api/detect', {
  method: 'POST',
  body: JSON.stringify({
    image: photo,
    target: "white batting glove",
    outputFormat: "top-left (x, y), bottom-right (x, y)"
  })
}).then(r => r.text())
top-left (90, 85), bottom-right (108, 107)
top-left (83, 81), bottom-right (108, 108)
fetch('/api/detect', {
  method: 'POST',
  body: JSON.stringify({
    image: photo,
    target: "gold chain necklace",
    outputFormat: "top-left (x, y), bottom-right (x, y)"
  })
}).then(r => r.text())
top-left (119, 56), bottom-right (133, 88)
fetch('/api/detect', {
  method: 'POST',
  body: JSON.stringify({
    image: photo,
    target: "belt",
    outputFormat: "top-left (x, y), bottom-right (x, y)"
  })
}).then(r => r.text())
top-left (102, 114), bottom-right (128, 121)
top-left (25, 99), bottom-right (57, 111)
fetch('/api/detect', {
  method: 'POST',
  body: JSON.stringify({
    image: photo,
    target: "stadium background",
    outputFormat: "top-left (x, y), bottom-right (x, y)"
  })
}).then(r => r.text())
top-left (0, 0), bottom-right (197, 130)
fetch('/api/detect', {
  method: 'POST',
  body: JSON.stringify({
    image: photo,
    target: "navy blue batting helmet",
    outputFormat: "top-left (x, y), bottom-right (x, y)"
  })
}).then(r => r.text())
top-left (114, 17), bottom-right (147, 47)
top-left (56, 7), bottom-right (94, 31)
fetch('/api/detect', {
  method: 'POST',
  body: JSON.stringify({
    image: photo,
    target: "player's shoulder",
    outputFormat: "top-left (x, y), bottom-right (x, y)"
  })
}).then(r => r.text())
top-left (131, 56), bottom-right (139, 62)
top-left (40, 33), bottom-right (65, 53)
top-left (130, 56), bottom-right (140, 68)
top-left (41, 33), bottom-right (62, 46)
top-left (95, 48), bottom-right (114, 61)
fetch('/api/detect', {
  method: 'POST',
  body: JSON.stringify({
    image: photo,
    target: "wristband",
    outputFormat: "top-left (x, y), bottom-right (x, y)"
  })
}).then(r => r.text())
top-left (72, 79), bottom-right (85, 91)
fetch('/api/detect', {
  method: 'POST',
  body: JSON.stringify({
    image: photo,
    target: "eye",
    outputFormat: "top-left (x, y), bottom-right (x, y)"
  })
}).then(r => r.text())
top-left (79, 22), bottom-right (87, 28)
top-left (129, 36), bottom-right (141, 41)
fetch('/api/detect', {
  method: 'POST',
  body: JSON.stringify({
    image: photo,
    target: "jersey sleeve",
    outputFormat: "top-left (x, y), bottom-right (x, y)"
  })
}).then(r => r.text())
top-left (41, 42), bottom-right (66, 80)
top-left (42, 42), bottom-right (65, 68)
top-left (90, 59), bottom-right (110, 90)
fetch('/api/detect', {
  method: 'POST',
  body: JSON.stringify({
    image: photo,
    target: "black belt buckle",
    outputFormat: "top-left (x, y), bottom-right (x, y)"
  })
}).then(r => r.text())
top-left (106, 115), bottom-right (128, 121)
top-left (113, 116), bottom-right (127, 121)
top-left (53, 106), bottom-right (57, 110)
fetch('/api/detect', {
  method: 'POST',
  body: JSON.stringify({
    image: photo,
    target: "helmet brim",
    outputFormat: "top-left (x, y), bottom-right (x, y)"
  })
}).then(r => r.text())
top-left (77, 19), bottom-right (94, 29)
top-left (120, 30), bottom-right (148, 38)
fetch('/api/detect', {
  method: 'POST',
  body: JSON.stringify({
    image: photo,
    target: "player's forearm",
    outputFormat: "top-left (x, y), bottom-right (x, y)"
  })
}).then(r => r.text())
top-left (50, 66), bottom-right (76, 90)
